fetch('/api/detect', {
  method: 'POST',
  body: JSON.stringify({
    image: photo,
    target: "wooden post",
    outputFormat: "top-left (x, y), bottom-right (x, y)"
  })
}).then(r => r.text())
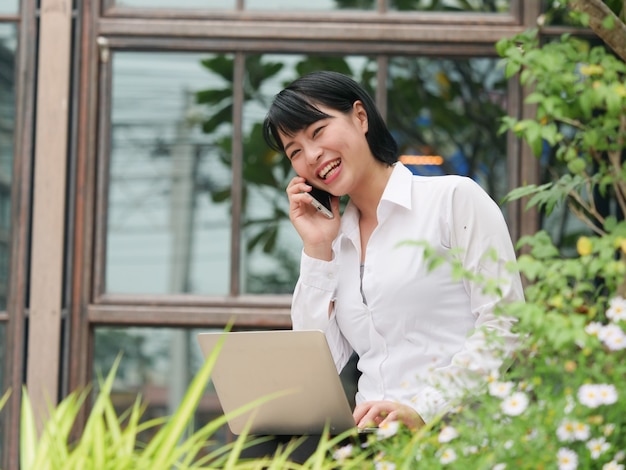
top-left (26, 0), bottom-right (72, 428)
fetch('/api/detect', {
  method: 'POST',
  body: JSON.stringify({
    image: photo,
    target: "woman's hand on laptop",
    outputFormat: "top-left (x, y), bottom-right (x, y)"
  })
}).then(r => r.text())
top-left (353, 400), bottom-right (425, 431)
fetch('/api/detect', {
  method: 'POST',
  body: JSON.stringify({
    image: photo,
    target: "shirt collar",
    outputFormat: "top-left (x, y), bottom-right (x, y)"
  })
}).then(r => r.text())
top-left (380, 162), bottom-right (413, 211)
top-left (341, 162), bottom-right (413, 235)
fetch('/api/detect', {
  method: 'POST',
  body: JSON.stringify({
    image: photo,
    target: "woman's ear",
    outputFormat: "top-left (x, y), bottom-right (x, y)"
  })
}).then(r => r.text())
top-left (352, 100), bottom-right (368, 133)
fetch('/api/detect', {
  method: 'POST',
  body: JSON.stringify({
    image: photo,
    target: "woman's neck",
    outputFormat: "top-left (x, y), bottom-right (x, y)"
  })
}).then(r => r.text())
top-left (350, 163), bottom-right (394, 221)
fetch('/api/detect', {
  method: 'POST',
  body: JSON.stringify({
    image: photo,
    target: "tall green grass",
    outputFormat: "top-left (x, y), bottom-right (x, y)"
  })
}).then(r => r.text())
top-left (9, 333), bottom-right (355, 469)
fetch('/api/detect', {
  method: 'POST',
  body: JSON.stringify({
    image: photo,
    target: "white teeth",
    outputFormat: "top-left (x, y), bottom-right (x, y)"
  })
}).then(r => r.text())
top-left (319, 160), bottom-right (340, 179)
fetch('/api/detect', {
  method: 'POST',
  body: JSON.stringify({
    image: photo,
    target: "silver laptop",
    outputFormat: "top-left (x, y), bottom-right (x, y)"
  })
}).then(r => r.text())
top-left (196, 329), bottom-right (358, 436)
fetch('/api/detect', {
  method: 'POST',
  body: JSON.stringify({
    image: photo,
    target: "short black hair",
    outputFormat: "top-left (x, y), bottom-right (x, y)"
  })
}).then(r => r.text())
top-left (262, 71), bottom-right (398, 165)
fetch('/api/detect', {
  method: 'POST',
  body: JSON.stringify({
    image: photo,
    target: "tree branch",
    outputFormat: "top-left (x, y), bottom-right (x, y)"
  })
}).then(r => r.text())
top-left (569, 0), bottom-right (626, 62)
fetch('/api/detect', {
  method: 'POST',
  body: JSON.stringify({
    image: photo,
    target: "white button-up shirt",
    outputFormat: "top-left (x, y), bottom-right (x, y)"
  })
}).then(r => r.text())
top-left (291, 162), bottom-right (524, 422)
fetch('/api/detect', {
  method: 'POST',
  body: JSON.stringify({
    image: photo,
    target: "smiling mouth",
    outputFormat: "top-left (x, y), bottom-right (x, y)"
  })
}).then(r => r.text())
top-left (318, 159), bottom-right (341, 180)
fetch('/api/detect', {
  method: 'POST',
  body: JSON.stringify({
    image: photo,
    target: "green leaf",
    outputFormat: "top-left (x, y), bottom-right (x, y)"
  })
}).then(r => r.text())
top-left (20, 389), bottom-right (38, 470)
top-left (601, 14), bottom-right (615, 30)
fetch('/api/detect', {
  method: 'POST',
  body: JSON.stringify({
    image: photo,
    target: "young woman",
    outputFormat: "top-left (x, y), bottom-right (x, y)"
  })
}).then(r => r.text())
top-left (262, 70), bottom-right (524, 431)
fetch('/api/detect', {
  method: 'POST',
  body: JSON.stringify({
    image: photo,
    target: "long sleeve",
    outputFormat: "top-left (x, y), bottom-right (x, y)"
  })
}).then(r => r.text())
top-left (411, 177), bottom-right (524, 422)
top-left (291, 251), bottom-right (354, 373)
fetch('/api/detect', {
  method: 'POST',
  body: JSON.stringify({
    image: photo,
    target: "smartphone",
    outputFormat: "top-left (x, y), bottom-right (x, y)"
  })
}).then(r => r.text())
top-left (307, 182), bottom-right (334, 219)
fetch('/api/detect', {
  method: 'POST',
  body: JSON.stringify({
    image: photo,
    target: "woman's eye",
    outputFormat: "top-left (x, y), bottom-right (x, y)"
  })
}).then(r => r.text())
top-left (312, 126), bottom-right (324, 138)
top-left (289, 149), bottom-right (301, 160)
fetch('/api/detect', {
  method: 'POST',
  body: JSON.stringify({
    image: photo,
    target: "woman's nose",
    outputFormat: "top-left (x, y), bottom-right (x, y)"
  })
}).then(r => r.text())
top-left (303, 142), bottom-right (322, 164)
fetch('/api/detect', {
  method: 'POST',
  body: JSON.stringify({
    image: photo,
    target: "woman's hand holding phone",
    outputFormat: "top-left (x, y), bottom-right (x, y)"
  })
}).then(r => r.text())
top-left (286, 177), bottom-right (340, 261)
top-left (307, 184), bottom-right (334, 219)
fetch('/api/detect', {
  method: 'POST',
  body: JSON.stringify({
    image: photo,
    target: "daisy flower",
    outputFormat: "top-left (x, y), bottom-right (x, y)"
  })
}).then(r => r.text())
top-left (603, 332), bottom-right (626, 350)
top-left (599, 325), bottom-right (626, 351)
top-left (440, 448), bottom-right (457, 465)
top-left (572, 421), bottom-right (590, 441)
top-left (586, 437), bottom-right (610, 459)
top-left (598, 384), bottom-right (618, 405)
top-left (376, 420), bottom-right (400, 440)
top-left (585, 322), bottom-right (603, 337)
top-left (375, 461), bottom-right (396, 470)
top-left (438, 426), bottom-right (459, 443)
top-left (607, 296), bottom-right (626, 321)
top-left (578, 384), bottom-right (602, 408)
top-left (489, 381), bottom-right (514, 398)
top-left (556, 420), bottom-right (576, 442)
top-left (557, 447), bottom-right (578, 470)
top-left (333, 444), bottom-right (354, 462)
top-left (603, 423), bottom-right (616, 437)
top-left (500, 391), bottom-right (529, 416)
top-left (602, 462), bottom-right (624, 470)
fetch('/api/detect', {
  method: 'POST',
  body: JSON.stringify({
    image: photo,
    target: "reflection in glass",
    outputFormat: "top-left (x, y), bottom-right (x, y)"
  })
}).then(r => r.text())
top-left (246, 0), bottom-right (374, 11)
top-left (0, 24), bottom-right (16, 310)
top-left (104, 0), bottom-right (511, 11)
top-left (0, 0), bottom-right (19, 15)
top-left (93, 327), bottom-right (230, 447)
top-left (386, 56), bottom-right (509, 204)
top-left (387, 0), bottom-right (510, 12)
top-left (107, 52), bottom-right (233, 295)
top-left (0, 323), bottom-right (5, 463)
top-left (112, 0), bottom-right (235, 9)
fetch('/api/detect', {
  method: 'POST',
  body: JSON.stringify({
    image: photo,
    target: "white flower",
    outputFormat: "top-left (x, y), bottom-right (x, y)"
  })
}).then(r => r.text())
top-left (603, 423), bottom-right (616, 437)
top-left (440, 448), bottom-right (457, 464)
top-left (564, 395), bottom-right (575, 414)
top-left (586, 437), bottom-right (610, 459)
top-left (556, 420), bottom-right (576, 442)
top-left (603, 461), bottom-right (625, 470)
top-left (604, 333), bottom-right (626, 350)
top-left (557, 447), bottom-right (578, 470)
top-left (504, 440), bottom-right (514, 449)
top-left (598, 384), bottom-right (619, 406)
top-left (489, 381), bottom-right (515, 398)
top-left (438, 426), bottom-right (459, 443)
top-left (493, 464), bottom-right (506, 470)
top-left (607, 296), bottom-right (626, 321)
top-left (463, 445), bottom-right (479, 455)
top-left (375, 461), bottom-right (396, 470)
top-left (525, 428), bottom-right (539, 441)
top-left (585, 322), bottom-right (604, 337)
top-left (555, 419), bottom-right (591, 443)
top-left (598, 323), bottom-right (623, 341)
top-left (333, 444), bottom-right (353, 462)
top-left (500, 392), bottom-right (529, 416)
top-left (578, 384), bottom-right (618, 408)
top-left (615, 450), bottom-right (625, 461)
top-left (487, 370), bottom-right (500, 383)
top-left (376, 420), bottom-right (400, 440)
top-left (573, 421), bottom-right (590, 441)
top-left (599, 324), bottom-right (626, 350)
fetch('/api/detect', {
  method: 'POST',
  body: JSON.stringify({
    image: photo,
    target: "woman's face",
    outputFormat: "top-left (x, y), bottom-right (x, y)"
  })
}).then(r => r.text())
top-left (278, 101), bottom-right (370, 196)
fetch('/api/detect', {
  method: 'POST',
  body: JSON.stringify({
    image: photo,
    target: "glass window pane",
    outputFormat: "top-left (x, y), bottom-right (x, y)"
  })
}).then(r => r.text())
top-left (387, 0), bottom-right (510, 12)
top-left (246, 0), bottom-right (375, 11)
top-left (0, 323), bottom-right (5, 463)
top-left (0, 24), bottom-right (16, 310)
top-left (238, 54), bottom-right (375, 294)
top-left (93, 327), bottom-right (230, 448)
top-left (0, 1), bottom-right (19, 15)
top-left (387, 56), bottom-right (509, 204)
top-left (111, 0), bottom-right (235, 9)
top-left (107, 52), bottom-right (233, 295)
